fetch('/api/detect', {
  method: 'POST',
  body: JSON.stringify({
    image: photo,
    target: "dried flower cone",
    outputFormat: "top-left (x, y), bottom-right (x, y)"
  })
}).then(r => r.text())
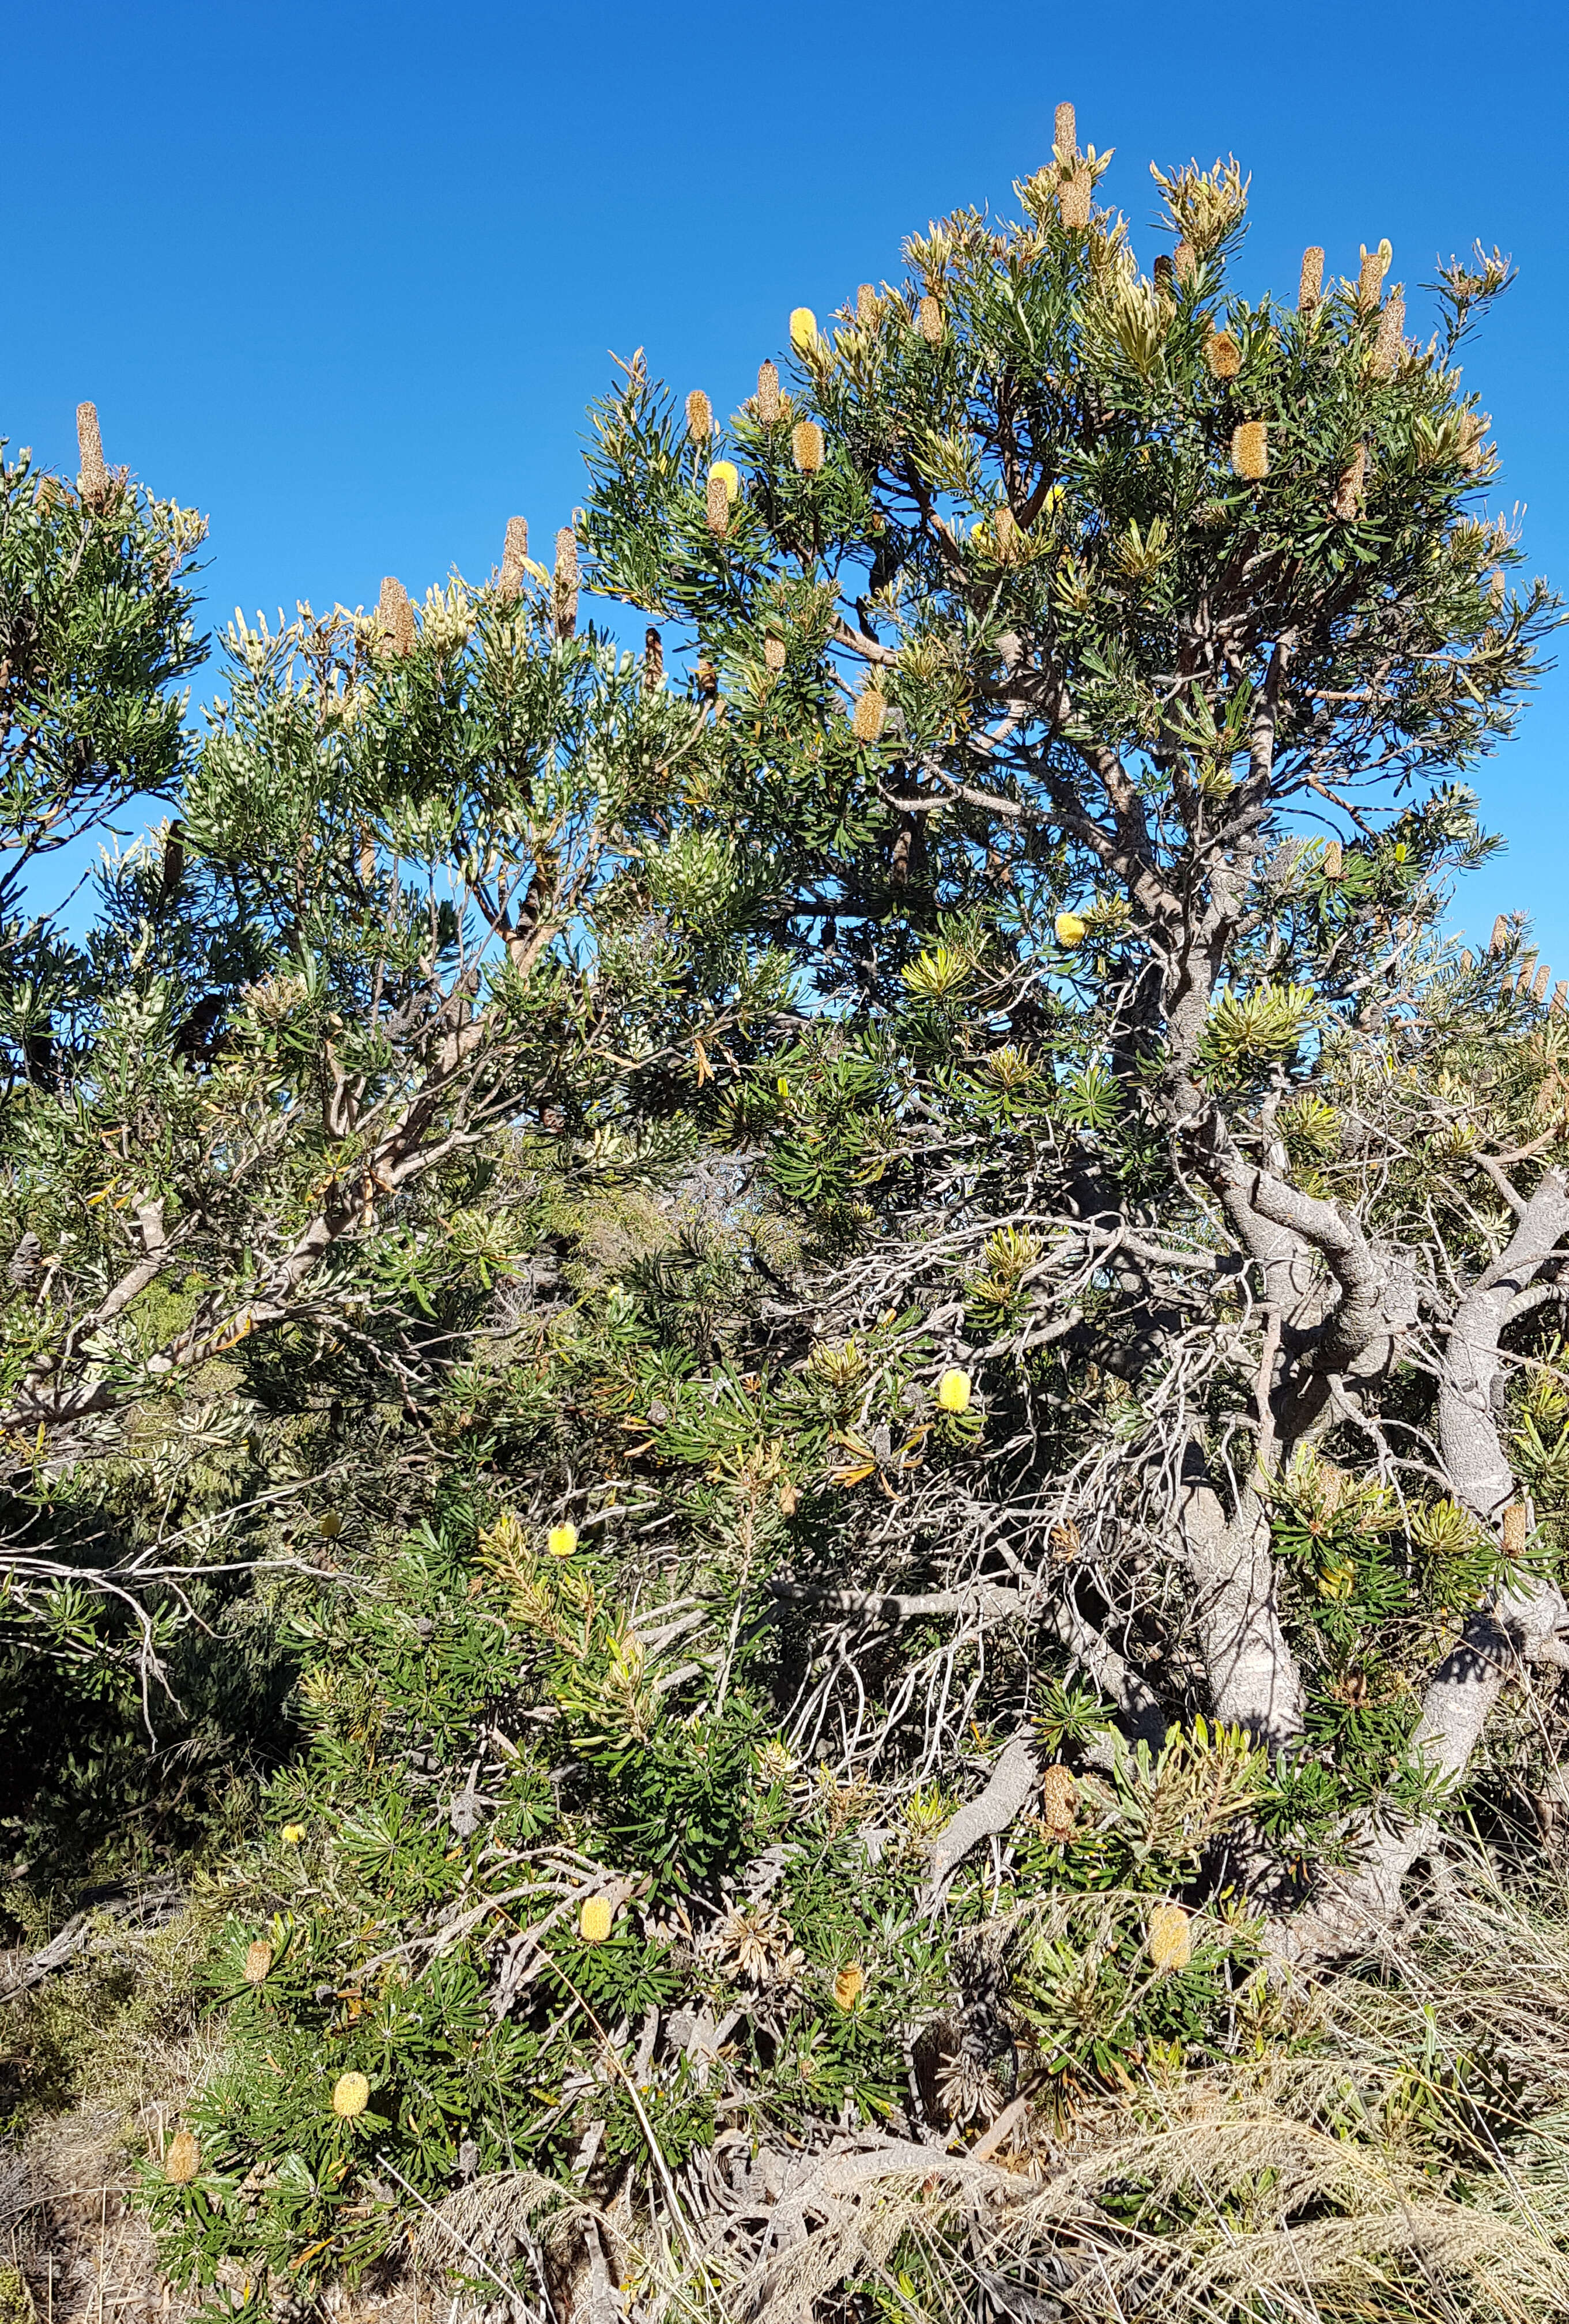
top-left (359, 826), bottom-right (376, 884)
top-left (1231, 421), bottom-right (1268, 480)
top-left (1152, 254), bottom-right (1175, 298)
top-left (243, 1938), bottom-right (273, 1983)
top-left (791, 420), bottom-right (825, 474)
top-left (1057, 171), bottom-right (1092, 231)
top-left (1148, 1903), bottom-right (1192, 1971)
top-left (499, 515), bottom-right (528, 602)
top-left (685, 388), bottom-right (712, 441)
top-left (764, 634), bottom-right (786, 672)
top-left (1298, 246), bottom-right (1324, 312)
top-left (1536, 964), bottom-right (1552, 1002)
top-left (1174, 241), bottom-right (1197, 288)
top-left (832, 1963), bottom-right (865, 2010)
top-left (756, 360), bottom-right (781, 424)
top-left (1333, 444), bottom-right (1367, 520)
top-left (1039, 1764), bottom-right (1077, 1840)
top-left (706, 471), bottom-right (730, 538)
top-left (1206, 331), bottom-right (1242, 380)
top-left (1053, 100), bottom-right (1076, 163)
top-left (553, 527), bottom-right (578, 637)
top-left (994, 505), bottom-right (1020, 561)
top-left (1322, 839), bottom-right (1344, 879)
top-left (852, 689), bottom-right (888, 744)
top-left (1372, 290), bottom-right (1405, 378)
top-left (1459, 413), bottom-right (1488, 471)
top-left (377, 576), bottom-right (416, 658)
top-left (917, 294), bottom-right (942, 344)
top-left (857, 282), bottom-right (877, 323)
top-left (1556, 982), bottom-right (1568, 1014)
top-left (76, 401), bottom-right (110, 506)
top-left (1357, 248), bottom-right (1385, 312)
top-left (333, 2071), bottom-right (371, 2118)
top-left (644, 624), bottom-right (663, 691)
top-left (164, 2130), bottom-right (200, 2185)
top-left (1490, 914), bottom-right (1510, 955)
top-left (1502, 1503), bottom-right (1530, 1556)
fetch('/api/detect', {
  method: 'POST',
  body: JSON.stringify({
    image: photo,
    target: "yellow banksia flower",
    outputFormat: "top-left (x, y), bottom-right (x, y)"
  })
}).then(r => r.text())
top-left (333, 2071), bottom-right (371, 2119)
top-left (851, 688), bottom-right (887, 743)
top-left (377, 575), bottom-right (416, 659)
top-left (499, 515), bottom-right (528, 601)
top-left (764, 634), bottom-right (787, 672)
top-left (580, 1894), bottom-right (614, 1944)
top-left (710, 459), bottom-right (740, 501)
top-left (791, 420), bottom-right (825, 474)
top-left (1039, 1764), bottom-right (1077, 1840)
top-left (789, 306), bottom-right (819, 354)
top-left (685, 387), bottom-right (712, 439)
top-left (77, 401), bottom-right (111, 505)
top-left (1231, 421), bottom-right (1268, 480)
top-left (706, 472), bottom-right (730, 538)
top-left (1148, 1903), bottom-right (1192, 1971)
top-left (1318, 1561), bottom-right (1355, 1601)
top-left (318, 1510), bottom-right (342, 1538)
top-left (281, 1823), bottom-right (306, 1846)
top-left (1333, 444), bottom-right (1366, 520)
top-left (1057, 171), bottom-right (1092, 231)
top-left (164, 2130), bottom-right (200, 2185)
top-left (243, 1938), bottom-right (273, 1984)
top-left (1298, 246), bottom-right (1324, 312)
top-left (547, 1520), bottom-right (579, 1558)
top-left (1206, 330), bottom-right (1242, 379)
top-left (832, 1963), bottom-right (866, 2010)
top-left (1371, 290), bottom-right (1405, 378)
top-left (917, 293), bottom-right (942, 344)
top-left (1055, 910), bottom-right (1088, 947)
top-left (1053, 100), bottom-right (1076, 162)
top-left (937, 1367), bottom-right (972, 1414)
top-left (756, 360), bottom-right (780, 422)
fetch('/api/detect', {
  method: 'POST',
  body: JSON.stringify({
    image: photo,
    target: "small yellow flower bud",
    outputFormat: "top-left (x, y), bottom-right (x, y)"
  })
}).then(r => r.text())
top-left (547, 1521), bottom-right (579, 1558)
top-left (164, 2130), bottom-right (200, 2185)
top-left (685, 388), bottom-right (712, 440)
top-left (579, 1894), bottom-right (614, 1944)
top-left (789, 307), bottom-right (819, 354)
top-left (1231, 421), bottom-right (1268, 480)
top-left (243, 1939), bottom-right (273, 1984)
top-left (281, 1823), bottom-right (306, 1846)
top-left (1054, 910), bottom-right (1088, 948)
top-left (832, 1963), bottom-right (865, 2010)
top-left (851, 689), bottom-right (887, 743)
top-left (1148, 1903), bottom-right (1191, 1971)
top-left (332, 2071), bottom-right (371, 2118)
top-left (936, 1368), bottom-right (972, 1414)
top-left (791, 421), bottom-right (825, 474)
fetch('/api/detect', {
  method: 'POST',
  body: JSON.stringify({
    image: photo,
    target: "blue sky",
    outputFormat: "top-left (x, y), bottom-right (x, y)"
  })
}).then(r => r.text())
top-left (6, 0), bottom-right (1566, 961)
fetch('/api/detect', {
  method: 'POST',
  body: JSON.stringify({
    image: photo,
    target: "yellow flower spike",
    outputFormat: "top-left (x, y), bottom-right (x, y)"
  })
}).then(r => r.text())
top-left (317, 1511), bottom-right (342, 1540)
top-left (580, 1894), bottom-right (614, 1944)
top-left (1148, 1903), bottom-right (1192, 1972)
top-left (832, 1964), bottom-right (866, 2010)
top-left (1205, 330), bottom-right (1242, 380)
top-left (916, 294), bottom-right (943, 344)
top-left (1298, 245), bottom-right (1324, 313)
top-left (710, 460), bottom-right (740, 502)
top-left (243, 1938), bottom-right (273, 1983)
top-left (789, 306), bottom-right (819, 354)
top-left (936, 1368), bottom-right (972, 1414)
top-left (756, 360), bottom-right (781, 423)
top-left (164, 2129), bottom-right (200, 2185)
top-left (1231, 421), bottom-right (1268, 480)
top-left (791, 420), bottom-right (825, 474)
top-left (546, 1521), bottom-right (579, 1558)
top-left (281, 1823), bottom-right (307, 1846)
top-left (685, 388), bottom-right (712, 440)
top-left (705, 473), bottom-right (730, 540)
top-left (851, 689), bottom-right (887, 743)
top-left (1054, 910), bottom-right (1088, 948)
top-left (1057, 171), bottom-right (1092, 231)
top-left (332, 2071), bottom-right (371, 2118)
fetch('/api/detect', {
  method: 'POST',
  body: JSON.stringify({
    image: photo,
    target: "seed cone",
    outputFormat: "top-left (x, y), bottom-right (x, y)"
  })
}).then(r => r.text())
top-left (685, 388), bottom-right (712, 440)
top-left (1231, 420), bottom-right (1268, 480)
top-left (1148, 1903), bottom-right (1192, 1971)
top-left (1057, 171), bottom-right (1092, 231)
top-left (1333, 444), bottom-right (1367, 520)
top-left (644, 624), bottom-right (663, 691)
top-left (553, 527), bottom-right (578, 637)
top-left (791, 420), bottom-right (825, 474)
top-left (164, 2130), bottom-right (200, 2185)
top-left (994, 505), bottom-right (1020, 561)
top-left (1152, 253), bottom-right (1175, 297)
top-left (76, 401), bottom-right (110, 507)
top-left (1298, 246), bottom-right (1324, 312)
top-left (1174, 240), bottom-right (1197, 287)
top-left (756, 360), bottom-right (780, 423)
top-left (1490, 914), bottom-right (1510, 955)
top-left (1371, 290), bottom-right (1405, 378)
top-left (1206, 330), bottom-right (1242, 379)
top-left (1053, 100), bottom-right (1076, 162)
top-left (706, 471), bottom-right (730, 538)
top-left (499, 515), bottom-right (528, 602)
top-left (377, 576), bottom-right (416, 659)
top-left (852, 688), bottom-right (887, 743)
top-left (1039, 1764), bottom-right (1077, 1840)
top-left (916, 293), bottom-right (942, 344)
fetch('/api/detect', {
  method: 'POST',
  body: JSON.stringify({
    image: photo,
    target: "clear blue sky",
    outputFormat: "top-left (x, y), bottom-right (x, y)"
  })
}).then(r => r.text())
top-left (6, 0), bottom-right (1566, 962)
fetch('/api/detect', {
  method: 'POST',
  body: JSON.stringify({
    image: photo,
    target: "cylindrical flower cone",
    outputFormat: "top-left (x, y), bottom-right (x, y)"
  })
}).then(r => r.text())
top-left (644, 624), bottom-right (664, 692)
top-left (832, 1963), bottom-right (865, 2010)
top-left (1231, 421), bottom-right (1268, 480)
top-left (1053, 100), bottom-right (1076, 162)
top-left (857, 282), bottom-right (876, 323)
top-left (1322, 839), bottom-right (1343, 880)
top-left (917, 294), bottom-right (942, 344)
top-left (756, 360), bottom-right (780, 423)
top-left (685, 388), bottom-right (712, 440)
top-left (789, 307), bottom-right (819, 355)
top-left (580, 1894), bottom-right (614, 1944)
top-left (994, 505), bottom-right (1020, 561)
top-left (1174, 241), bottom-right (1197, 287)
top-left (333, 2071), bottom-right (371, 2118)
top-left (706, 472), bottom-right (730, 538)
top-left (499, 515), bottom-right (528, 602)
top-left (243, 1939), bottom-right (273, 1984)
top-left (1371, 291), bottom-right (1405, 378)
top-left (1298, 246), bottom-right (1324, 312)
top-left (1039, 1764), bottom-right (1077, 1840)
top-left (1206, 331), bottom-right (1242, 380)
top-left (1502, 1503), bottom-right (1529, 1555)
top-left (1535, 964), bottom-right (1552, 1002)
top-left (1152, 254), bottom-right (1175, 299)
top-left (76, 401), bottom-right (110, 507)
top-left (791, 420), bottom-right (825, 474)
top-left (378, 576), bottom-right (416, 659)
top-left (936, 1368), bottom-right (972, 1414)
top-left (1333, 445), bottom-right (1366, 520)
top-left (852, 689), bottom-right (887, 742)
top-left (1148, 1903), bottom-right (1192, 1971)
top-left (764, 635), bottom-right (787, 673)
top-left (1490, 914), bottom-right (1509, 954)
top-left (1057, 171), bottom-right (1092, 231)
top-left (164, 2130), bottom-right (200, 2185)
top-left (1356, 247), bottom-right (1385, 312)
top-left (553, 528), bottom-right (578, 638)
